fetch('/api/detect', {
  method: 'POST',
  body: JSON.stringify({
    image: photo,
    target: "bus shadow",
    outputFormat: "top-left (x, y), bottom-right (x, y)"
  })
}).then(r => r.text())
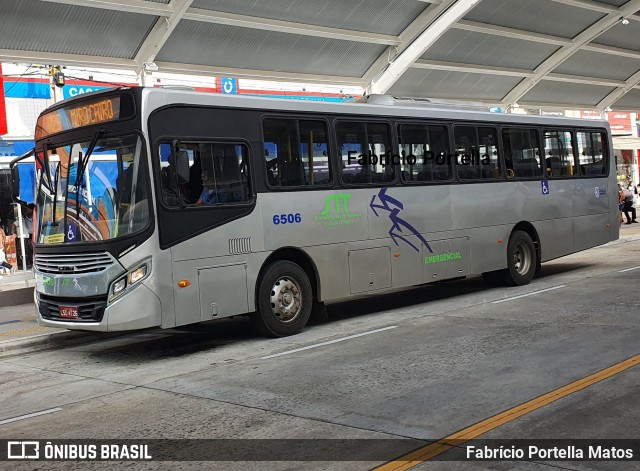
top-left (88, 317), bottom-right (258, 361)
top-left (88, 262), bottom-right (594, 360)
top-left (325, 277), bottom-right (489, 323)
top-left (326, 261), bottom-right (594, 323)
top-left (535, 262), bottom-right (594, 278)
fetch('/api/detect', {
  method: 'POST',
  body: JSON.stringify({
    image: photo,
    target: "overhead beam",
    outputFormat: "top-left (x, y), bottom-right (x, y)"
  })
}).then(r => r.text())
top-left (183, 8), bottom-right (400, 45)
top-left (0, 48), bottom-right (137, 70)
top-left (39, 0), bottom-right (172, 16)
top-left (547, 0), bottom-right (622, 14)
top-left (597, 68), bottom-right (640, 110)
top-left (411, 59), bottom-right (533, 77)
top-left (367, 0), bottom-right (483, 94)
top-left (411, 59), bottom-right (625, 87)
top-left (501, 0), bottom-right (640, 106)
top-left (548, 0), bottom-right (640, 21)
top-left (455, 20), bottom-right (571, 46)
top-left (362, 0), bottom-right (457, 85)
top-left (134, 0), bottom-right (193, 66)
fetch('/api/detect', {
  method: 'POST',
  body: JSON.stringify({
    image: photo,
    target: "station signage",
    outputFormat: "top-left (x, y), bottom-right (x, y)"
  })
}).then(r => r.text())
top-left (62, 85), bottom-right (112, 100)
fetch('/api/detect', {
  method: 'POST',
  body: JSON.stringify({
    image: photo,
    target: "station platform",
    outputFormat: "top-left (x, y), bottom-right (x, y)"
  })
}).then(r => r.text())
top-left (1, 224), bottom-right (640, 359)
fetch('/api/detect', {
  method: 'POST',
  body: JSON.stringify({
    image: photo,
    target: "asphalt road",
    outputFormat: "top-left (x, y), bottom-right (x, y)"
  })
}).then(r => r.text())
top-left (1, 237), bottom-right (640, 470)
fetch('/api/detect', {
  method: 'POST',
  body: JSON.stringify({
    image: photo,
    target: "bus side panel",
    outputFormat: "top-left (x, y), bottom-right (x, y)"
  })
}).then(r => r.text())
top-left (464, 226), bottom-right (511, 274)
top-left (572, 178), bottom-right (615, 252)
top-left (170, 214), bottom-right (266, 325)
top-left (535, 219), bottom-right (574, 262)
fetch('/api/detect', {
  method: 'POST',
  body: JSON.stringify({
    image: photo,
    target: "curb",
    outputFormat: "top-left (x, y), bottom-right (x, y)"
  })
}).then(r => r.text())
top-left (0, 286), bottom-right (34, 308)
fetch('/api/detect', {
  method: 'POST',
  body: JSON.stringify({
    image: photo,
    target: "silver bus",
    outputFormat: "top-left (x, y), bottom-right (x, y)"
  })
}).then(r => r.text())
top-left (12, 87), bottom-right (617, 337)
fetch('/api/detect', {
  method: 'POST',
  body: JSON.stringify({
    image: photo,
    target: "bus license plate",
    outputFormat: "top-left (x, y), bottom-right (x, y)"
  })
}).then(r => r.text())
top-left (59, 306), bottom-right (78, 319)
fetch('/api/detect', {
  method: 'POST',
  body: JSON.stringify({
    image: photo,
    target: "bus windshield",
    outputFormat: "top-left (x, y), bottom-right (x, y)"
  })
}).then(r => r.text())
top-left (34, 133), bottom-right (150, 245)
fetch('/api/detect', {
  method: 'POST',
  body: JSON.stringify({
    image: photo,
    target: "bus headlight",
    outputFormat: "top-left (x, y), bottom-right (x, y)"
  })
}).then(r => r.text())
top-left (109, 261), bottom-right (151, 302)
top-left (128, 265), bottom-right (147, 285)
top-left (113, 278), bottom-right (127, 296)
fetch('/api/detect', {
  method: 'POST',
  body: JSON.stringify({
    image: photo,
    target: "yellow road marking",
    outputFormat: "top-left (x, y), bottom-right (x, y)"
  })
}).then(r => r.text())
top-left (376, 353), bottom-right (640, 471)
top-left (0, 325), bottom-right (50, 337)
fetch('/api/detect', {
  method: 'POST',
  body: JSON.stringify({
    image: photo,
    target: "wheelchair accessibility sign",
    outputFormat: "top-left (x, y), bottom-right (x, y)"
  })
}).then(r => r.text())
top-left (66, 223), bottom-right (78, 242)
top-left (541, 180), bottom-right (550, 195)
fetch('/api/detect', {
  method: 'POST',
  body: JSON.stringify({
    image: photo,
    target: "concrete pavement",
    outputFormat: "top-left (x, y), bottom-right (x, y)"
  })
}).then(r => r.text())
top-left (1, 225), bottom-right (639, 357)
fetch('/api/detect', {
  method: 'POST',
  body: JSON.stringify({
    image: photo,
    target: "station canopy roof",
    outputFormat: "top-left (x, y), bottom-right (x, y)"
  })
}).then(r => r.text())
top-left (2, 0), bottom-right (640, 111)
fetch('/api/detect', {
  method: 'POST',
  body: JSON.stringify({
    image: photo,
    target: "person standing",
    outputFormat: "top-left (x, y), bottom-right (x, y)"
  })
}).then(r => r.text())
top-left (622, 183), bottom-right (637, 224)
top-left (0, 226), bottom-right (15, 277)
top-left (618, 182), bottom-right (626, 226)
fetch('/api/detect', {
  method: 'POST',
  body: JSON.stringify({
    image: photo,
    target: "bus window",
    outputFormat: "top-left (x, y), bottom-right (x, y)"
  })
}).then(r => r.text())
top-left (576, 131), bottom-right (608, 177)
top-left (398, 123), bottom-right (450, 182)
top-left (502, 128), bottom-right (543, 179)
top-left (158, 142), bottom-right (251, 206)
top-left (336, 121), bottom-right (393, 184)
top-left (263, 118), bottom-right (331, 187)
top-left (454, 126), bottom-right (501, 181)
top-left (544, 130), bottom-right (576, 177)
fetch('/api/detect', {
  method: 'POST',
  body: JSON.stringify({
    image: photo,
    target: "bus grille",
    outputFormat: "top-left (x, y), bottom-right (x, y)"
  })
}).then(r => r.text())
top-left (35, 252), bottom-right (114, 274)
top-left (38, 295), bottom-right (107, 322)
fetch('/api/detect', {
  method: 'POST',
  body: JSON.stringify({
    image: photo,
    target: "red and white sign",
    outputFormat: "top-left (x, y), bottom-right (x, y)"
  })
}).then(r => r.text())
top-left (0, 63), bottom-right (7, 135)
top-left (607, 112), bottom-right (632, 133)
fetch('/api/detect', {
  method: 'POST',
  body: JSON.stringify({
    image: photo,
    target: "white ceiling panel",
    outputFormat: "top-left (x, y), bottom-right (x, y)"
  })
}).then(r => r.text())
top-left (0, 0), bottom-right (639, 111)
top-left (422, 29), bottom-right (559, 70)
top-left (191, 0), bottom-right (428, 36)
top-left (387, 68), bottom-right (521, 102)
top-left (521, 81), bottom-right (615, 107)
top-left (156, 20), bottom-right (386, 77)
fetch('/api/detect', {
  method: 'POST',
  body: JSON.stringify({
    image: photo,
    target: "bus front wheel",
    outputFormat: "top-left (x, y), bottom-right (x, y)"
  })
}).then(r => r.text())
top-left (503, 230), bottom-right (537, 286)
top-left (252, 260), bottom-right (313, 337)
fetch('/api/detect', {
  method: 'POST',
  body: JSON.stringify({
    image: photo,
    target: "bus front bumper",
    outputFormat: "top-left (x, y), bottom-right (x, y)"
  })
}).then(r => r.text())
top-left (35, 283), bottom-right (161, 332)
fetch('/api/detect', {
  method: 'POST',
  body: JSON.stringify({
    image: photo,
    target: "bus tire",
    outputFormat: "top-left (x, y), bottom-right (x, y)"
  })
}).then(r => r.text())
top-left (503, 230), bottom-right (537, 286)
top-left (252, 260), bottom-right (313, 337)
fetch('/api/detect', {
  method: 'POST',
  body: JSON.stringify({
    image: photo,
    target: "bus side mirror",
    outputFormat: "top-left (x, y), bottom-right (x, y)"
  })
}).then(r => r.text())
top-left (171, 150), bottom-right (190, 185)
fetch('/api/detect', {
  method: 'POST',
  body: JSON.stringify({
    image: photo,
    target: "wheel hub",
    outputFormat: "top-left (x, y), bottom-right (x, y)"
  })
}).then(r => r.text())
top-left (513, 241), bottom-right (532, 275)
top-left (270, 277), bottom-right (302, 323)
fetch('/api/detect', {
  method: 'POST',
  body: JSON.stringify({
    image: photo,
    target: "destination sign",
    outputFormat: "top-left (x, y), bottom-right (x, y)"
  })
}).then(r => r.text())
top-left (35, 96), bottom-right (122, 139)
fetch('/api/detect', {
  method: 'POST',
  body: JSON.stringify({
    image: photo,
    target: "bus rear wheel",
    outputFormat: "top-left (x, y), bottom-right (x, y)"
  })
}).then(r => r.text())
top-left (252, 260), bottom-right (313, 337)
top-left (503, 230), bottom-right (537, 286)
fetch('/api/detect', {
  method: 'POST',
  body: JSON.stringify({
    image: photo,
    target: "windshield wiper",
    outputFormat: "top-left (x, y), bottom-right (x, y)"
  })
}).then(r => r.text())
top-left (70, 131), bottom-right (103, 235)
top-left (50, 161), bottom-right (61, 227)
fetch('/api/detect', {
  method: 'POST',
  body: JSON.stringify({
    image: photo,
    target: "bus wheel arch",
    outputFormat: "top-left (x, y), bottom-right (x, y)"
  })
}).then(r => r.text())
top-left (251, 248), bottom-right (320, 337)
